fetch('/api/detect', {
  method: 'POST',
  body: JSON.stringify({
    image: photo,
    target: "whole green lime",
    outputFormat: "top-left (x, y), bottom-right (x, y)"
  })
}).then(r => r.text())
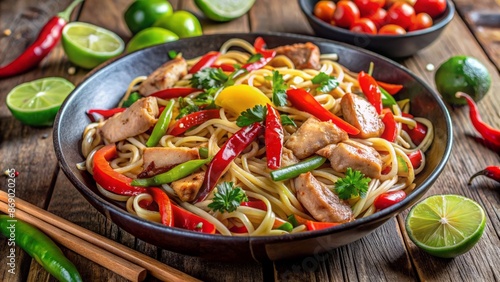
top-left (124, 0), bottom-right (173, 34)
top-left (434, 56), bottom-right (491, 105)
top-left (153, 10), bottom-right (203, 38)
top-left (126, 27), bottom-right (178, 53)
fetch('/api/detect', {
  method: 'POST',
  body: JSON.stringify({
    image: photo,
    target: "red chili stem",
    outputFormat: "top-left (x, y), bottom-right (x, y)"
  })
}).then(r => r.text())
top-left (195, 122), bottom-right (264, 202)
top-left (265, 104), bottom-right (284, 170)
top-left (189, 51), bottom-right (221, 74)
top-left (358, 71), bottom-right (383, 114)
top-left (168, 109), bottom-right (221, 136)
top-left (457, 92), bottom-right (500, 147)
top-left (468, 166), bottom-right (500, 185)
top-left (149, 87), bottom-right (200, 99)
top-left (0, 0), bottom-right (82, 78)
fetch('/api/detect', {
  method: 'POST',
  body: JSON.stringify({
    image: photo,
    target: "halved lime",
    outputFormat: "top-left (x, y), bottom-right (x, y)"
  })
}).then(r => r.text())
top-left (62, 22), bottom-right (124, 69)
top-left (406, 194), bottom-right (486, 258)
top-left (6, 77), bottom-right (75, 126)
top-left (194, 0), bottom-right (256, 22)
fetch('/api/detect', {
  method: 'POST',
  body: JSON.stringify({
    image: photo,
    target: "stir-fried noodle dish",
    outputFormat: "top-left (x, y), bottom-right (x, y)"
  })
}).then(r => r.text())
top-left (79, 38), bottom-right (433, 236)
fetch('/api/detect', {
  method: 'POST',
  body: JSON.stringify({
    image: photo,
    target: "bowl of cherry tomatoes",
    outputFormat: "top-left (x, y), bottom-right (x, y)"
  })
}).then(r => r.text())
top-left (299, 0), bottom-right (454, 58)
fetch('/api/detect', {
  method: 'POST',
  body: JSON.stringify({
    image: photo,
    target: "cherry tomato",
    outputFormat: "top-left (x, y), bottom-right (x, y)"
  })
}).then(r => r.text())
top-left (331, 1), bottom-right (360, 28)
top-left (374, 190), bottom-right (406, 210)
top-left (385, 1), bottom-right (415, 30)
top-left (350, 18), bottom-right (377, 34)
top-left (314, 1), bottom-right (336, 22)
top-left (367, 8), bottom-right (387, 29)
top-left (378, 24), bottom-right (406, 35)
top-left (408, 13), bottom-right (433, 31)
top-left (414, 0), bottom-right (447, 18)
top-left (354, 0), bottom-right (385, 17)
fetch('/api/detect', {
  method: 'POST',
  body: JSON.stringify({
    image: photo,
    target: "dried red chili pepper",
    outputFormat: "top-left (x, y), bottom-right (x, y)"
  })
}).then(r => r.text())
top-left (468, 166), bottom-right (500, 185)
top-left (456, 92), bottom-right (500, 149)
top-left (0, 0), bottom-right (82, 78)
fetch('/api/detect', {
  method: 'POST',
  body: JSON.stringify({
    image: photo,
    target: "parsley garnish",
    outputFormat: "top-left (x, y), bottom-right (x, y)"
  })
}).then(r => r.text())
top-left (280, 114), bottom-right (296, 127)
top-left (311, 72), bottom-right (339, 93)
top-left (334, 168), bottom-right (371, 200)
top-left (208, 182), bottom-right (248, 213)
top-left (236, 105), bottom-right (267, 127)
top-left (271, 71), bottom-right (287, 107)
top-left (190, 68), bottom-right (229, 90)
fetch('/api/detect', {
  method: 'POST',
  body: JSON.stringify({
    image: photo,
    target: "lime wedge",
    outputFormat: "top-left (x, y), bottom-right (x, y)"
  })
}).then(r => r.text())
top-left (194, 0), bottom-right (256, 22)
top-left (62, 22), bottom-right (124, 69)
top-left (406, 194), bottom-right (486, 258)
top-left (6, 77), bottom-right (75, 126)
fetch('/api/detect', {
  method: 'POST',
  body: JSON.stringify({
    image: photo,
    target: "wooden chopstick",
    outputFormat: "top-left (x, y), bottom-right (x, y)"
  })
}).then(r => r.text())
top-left (0, 190), bottom-right (201, 282)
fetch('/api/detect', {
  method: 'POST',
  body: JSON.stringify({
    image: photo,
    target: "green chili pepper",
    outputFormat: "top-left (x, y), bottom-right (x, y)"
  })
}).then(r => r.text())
top-left (198, 147), bottom-right (209, 159)
top-left (380, 86), bottom-right (397, 107)
top-left (122, 92), bottom-right (142, 108)
top-left (132, 157), bottom-right (212, 186)
top-left (0, 215), bottom-right (82, 282)
top-left (146, 99), bottom-right (175, 147)
top-left (270, 156), bottom-right (326, 182)
top-left (276, 222), bottom-right (293, 232)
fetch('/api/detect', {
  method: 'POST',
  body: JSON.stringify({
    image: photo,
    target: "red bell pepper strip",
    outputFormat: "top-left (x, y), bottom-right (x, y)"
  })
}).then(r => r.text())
top-left (407, 150), bottom-right (423, 169)
top-left (171, 204), bottom-right (216, 234)
top-left (93, 144), bottom-right (148, 196)
top-left (380, 111), bottom-right (397, 142)
top-left (189, 51), bottom-right (221, 74)
top-left (456, 92), bottom-right (500, 148)
top-left (149, 187), bottom-right (174, 227)
top-left (168, 109), bottom-right (221, 136)
top-left (265, 104), bottom-right (284, 170)
top-left (253, 36), bottom-right (275, 57)
top-left (286, 88), bottom-right (360, 135)
top-left (374, 190), bottom-right (406, 210)
top-left (195, 122), bottom-right (265, 202)
top-left (86, 108), bottom-right (126, 122)
top-left (241, 37), bottom-right (276, 71)
top-left (376, 81), bottom-right (403, 95)
top-left (0, 0), bottom-right (82, 78)
top-left (468, 166), bottom-right (500, 185)
top-left (288, 214), bottom-right (340, 231)
top-left (149, 87), bottom-right (200, 99)
top-left (211, 63), bottom-right (236, 72)
top-left (358, 71), bottom-right (383, 114)
top-left (402, 113), bottom-right (428, 146)
top-left (241, 200), bottom-right (268, 211)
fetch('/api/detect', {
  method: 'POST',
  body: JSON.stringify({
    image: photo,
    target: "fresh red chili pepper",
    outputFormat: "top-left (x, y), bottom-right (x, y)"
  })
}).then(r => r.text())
top-left (195, 122), bottom-right (264, 202)
top-left (241, 37), bottom-right (276, 71)
top-left (376, 81), bottom-right (403, 95)
top-left (286, 88), bottom-right (360, 135)
top-left (265, 104), bottom-right (284, 170)
top-left (168, 109), bottom-right (221, 136)
top-left (189, 51), bottom-right (221, 74)
top-left (93, 144), bottom-right (148, 196)
top-left (374, 190), bottom-right (406, 210)
top-left (380, 110), bottom-right (397, 142)
top-left (402, 113), bottom-right (428, 146)
top-left (468, 166), bottom-right (500, 185)
top-left (358, 71), bottom-right (383, 114)
top-left (86, 108), bottom-right (126, 122)
top-left (171, 204), bottom-right (216, 234)
top-left (0, 0), bottom-right (82, 78)
top-left (149, 187), bottom-right (174, 227)
top-left (149, 87), bottom-right (200, 99)
top-left (211, 63), bottom-right (236, 72)
top-left (457, 92), bottom-right (500, 148)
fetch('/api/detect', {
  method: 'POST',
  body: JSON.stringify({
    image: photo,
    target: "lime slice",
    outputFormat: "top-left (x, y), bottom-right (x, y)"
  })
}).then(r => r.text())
top-left (6, 77), bottom-right (75, 126)
top-left (194, 0), bottom-right (256, 22)
top-left (62, 22), bottom-right (124, 69)
top-left (406, 194), bottom-right (486, 258)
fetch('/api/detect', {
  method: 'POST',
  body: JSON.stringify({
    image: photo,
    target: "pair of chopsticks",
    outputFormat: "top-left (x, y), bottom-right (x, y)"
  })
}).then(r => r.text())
top-left (0, 190), bottom-right (200, 282)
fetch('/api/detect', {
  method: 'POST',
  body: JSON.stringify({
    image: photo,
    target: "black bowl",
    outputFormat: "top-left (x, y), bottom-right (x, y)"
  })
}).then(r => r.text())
top-left (299, 0), bottom-right (455, 58)
top-left (54, 33), bottom-right (453, 262)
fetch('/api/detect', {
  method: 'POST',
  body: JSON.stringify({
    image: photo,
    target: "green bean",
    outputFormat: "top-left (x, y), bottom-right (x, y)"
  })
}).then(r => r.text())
top-left (146, 99), bottom-right (175, 147)
top-left (270, 156), bottom-right (326, 181)
top-left (132, 158), bottom-right (211, 186)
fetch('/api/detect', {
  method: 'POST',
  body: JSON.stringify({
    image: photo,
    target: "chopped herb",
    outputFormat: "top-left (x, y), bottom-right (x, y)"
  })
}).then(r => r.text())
top-left (208, 182), bottom-right (248, 213)
top-left (168, 50), bottom-right (178, 59)
top-left (190, 68), bottom-right (229, 90)
top-left (311, 72), bottom-right (339, 93)
top-left (271, 71), bottom-right (287, 107)
top-left (334, 168), bottom-right (371, 200)
top-left (176, 92), bottom-right (216, 119)
top-left (280, 114), bottom-right (296, 127)
top-left (247, 53), bottom-right (263, 63)
top-left (236, 105), bottom-right (267, 127)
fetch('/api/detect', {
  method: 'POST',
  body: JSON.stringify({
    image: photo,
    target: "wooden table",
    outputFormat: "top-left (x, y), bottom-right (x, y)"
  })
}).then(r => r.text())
top-left (1, 0), bottom-right (499, 281)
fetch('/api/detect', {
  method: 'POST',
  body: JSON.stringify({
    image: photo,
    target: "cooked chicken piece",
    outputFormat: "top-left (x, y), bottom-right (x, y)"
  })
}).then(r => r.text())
top-left (295, 172), bottom-right (354, 223)
top-left (285, 117), bottom-right (348, 159)
top-left (316, 142), bottom-right (383, 178)
top-left (138, 57), bottom-right (188, 96)
top-left (281, 147), bottom-right (299, 167)
top-left (340, 93), bottom-right (384, 138)
top-left (171, 171), bottom-right (205, 202)
top-left (273, 42), bottom-right (321, 70)
top-left (99, 97), bottom-right (159, 143)
top-left (138, 147), bottom-right (200, 178)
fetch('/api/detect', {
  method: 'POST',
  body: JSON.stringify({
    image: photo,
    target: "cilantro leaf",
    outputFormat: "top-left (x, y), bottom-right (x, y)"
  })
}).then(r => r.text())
top-left (176, 92), bottom-right (216, 119)
top-left (280, 114), bottom-right (296, 127)
top-left (236, 105), bottom-right (267, 127)
top-left (311, 72), bottom-right (339, 93)
top-left (208, 182), bottom-right (248, 213)
top-left (334, 168), bottom-right (371, 200)
top-left (168, 50), bottom-right (178, 59)
top-left (190, 68), bottom-right (229, 90)
top-left (272, 71), bottom-right (288, 107)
